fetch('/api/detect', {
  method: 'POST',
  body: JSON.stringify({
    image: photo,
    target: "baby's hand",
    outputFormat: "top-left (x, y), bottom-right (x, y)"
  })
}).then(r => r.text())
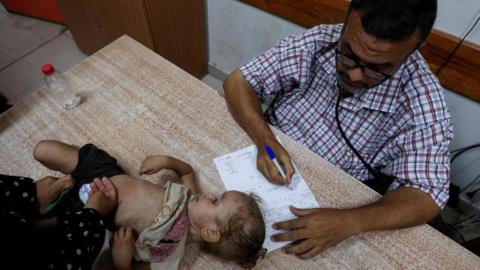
top-left (112, 227), bottom-right (136, 270)
top-left (139, 155), bottom-right (170, 175)
top-left (85, 177), bottom-right (117, 217)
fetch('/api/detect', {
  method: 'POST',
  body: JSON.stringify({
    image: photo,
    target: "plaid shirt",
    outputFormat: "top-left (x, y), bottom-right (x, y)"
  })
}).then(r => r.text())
top-left (240, 24), bottom-right (453, 208)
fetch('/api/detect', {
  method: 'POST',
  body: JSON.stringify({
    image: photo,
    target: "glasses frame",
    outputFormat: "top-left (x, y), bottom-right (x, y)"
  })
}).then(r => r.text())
top-left (335, 47), bottom-right (393, 81)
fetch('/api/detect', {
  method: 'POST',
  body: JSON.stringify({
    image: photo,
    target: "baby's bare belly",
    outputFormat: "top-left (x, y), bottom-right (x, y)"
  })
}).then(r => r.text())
top-left (110, 175), bottom-right (165, 233)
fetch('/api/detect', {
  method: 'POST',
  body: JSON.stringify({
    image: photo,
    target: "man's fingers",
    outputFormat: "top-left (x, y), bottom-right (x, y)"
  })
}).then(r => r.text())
top-left (268, 167), bottom-right (287, 185)
top-left (272, 228), bottom-right (308, 242)
top-left (282, 239), bottom-right (314, 255)
top-left (297, 246), bottom-right (324, 260)
top-left (258, 152), bottom-right (286, 185)
top-left (290, 206), bottom-right (320, 217)
top-left (278, 155), bottom-right (295, 183)
top-left (273, 216), bottom-right (307, 230)
top-left (267, 158), bottom-right (289, 185)
top-left (263, 160), bottom-right (288, 185)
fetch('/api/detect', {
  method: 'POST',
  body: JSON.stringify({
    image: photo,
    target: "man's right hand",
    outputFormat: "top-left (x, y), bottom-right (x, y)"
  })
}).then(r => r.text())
top-left (257, 139), bottom-right (295, 185)
top-left (224, 70), bottom-right (296, 186)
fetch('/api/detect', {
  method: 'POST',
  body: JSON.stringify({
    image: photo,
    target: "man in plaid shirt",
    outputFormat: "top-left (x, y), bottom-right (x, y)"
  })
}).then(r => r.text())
top-left (224, 0), bottom-right (453, 259)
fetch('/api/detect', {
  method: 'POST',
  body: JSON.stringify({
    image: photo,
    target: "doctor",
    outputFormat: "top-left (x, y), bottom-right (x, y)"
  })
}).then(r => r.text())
top-left (223, 0), bottom-right (453, 259)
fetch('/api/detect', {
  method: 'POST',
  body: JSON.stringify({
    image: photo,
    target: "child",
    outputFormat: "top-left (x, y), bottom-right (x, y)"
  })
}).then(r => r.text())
top-left (33, 140), bottom-right (266, 269)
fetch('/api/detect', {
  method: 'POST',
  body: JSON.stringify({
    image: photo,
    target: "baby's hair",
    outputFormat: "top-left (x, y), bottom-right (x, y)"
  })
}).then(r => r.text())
top-left (200, 193), bottom-right (266, 269)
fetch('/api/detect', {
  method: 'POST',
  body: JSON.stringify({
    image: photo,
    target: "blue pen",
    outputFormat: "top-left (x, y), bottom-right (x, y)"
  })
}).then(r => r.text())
top-left (264, 145), bottom-right (291, 187)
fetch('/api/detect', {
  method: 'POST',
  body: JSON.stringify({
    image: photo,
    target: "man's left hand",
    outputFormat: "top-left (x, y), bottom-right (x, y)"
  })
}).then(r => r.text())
top-left (271, 206), bottom-right (361, 259)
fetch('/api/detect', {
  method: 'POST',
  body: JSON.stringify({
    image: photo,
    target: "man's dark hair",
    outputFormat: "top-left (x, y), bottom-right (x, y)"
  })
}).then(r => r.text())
top-left (349, 0), bottom-right (437, 42)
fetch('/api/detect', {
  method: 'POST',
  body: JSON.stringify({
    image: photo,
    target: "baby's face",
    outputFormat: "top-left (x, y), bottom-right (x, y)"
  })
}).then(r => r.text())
top-left (187, 191), bottom-right (246, 230)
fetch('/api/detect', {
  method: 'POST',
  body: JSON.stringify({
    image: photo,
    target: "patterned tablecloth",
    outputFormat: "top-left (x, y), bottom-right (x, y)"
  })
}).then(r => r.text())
top-left (0, 36), bottom-right (478, 269)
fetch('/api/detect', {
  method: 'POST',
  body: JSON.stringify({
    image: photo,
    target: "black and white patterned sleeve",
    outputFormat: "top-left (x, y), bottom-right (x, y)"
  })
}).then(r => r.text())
top-left (46, 208), bottom-right (107, 270)
top-left (0, 174), bottom-right (38, 218)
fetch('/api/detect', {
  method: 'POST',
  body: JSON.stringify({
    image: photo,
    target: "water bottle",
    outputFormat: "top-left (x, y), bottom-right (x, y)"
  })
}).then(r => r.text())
top-left (41, 64), bottom-right (80, 109)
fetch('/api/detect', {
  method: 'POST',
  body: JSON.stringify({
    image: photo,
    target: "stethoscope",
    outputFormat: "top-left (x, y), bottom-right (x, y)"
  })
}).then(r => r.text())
top-left (335, 85), bottom-right (395, 194)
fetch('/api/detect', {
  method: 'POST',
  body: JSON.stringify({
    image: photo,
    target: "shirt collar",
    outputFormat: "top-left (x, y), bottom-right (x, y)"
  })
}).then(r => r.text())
top-left (357, 68), bottom-right (403, 114)
top-left (336, 74), bottom-right (402, 114)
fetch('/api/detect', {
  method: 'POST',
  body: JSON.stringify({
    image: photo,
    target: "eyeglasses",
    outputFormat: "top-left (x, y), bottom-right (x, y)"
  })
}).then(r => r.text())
top-left (335, 48), bottom-right (392, 81)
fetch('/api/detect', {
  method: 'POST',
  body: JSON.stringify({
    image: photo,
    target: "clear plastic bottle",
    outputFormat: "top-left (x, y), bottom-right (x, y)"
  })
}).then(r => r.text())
top-left (41, 64), bottom-right (80, 109)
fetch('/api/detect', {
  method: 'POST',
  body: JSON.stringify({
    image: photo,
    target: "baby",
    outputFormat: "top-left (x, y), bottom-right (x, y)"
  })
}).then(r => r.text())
top-left (33, 140), bottom-right (266, 269)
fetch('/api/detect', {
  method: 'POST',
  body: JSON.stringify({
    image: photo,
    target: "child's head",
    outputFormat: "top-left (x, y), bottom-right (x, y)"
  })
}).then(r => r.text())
top-left (188, 191), bottom-right (266, 268)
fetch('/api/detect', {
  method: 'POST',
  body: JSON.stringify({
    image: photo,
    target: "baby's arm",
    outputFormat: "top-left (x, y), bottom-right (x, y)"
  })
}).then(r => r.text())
top-left (140, 155), bottom-right (198, 194)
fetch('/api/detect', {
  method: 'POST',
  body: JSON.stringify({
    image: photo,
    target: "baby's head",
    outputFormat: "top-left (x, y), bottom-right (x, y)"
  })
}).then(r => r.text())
top-left (188, 191), bottom-right (266, 268)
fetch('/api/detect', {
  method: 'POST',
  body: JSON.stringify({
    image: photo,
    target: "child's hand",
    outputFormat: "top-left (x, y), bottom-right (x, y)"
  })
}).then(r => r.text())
top-left (36, 174), bottom-right (74, 214)
top-left (139, 155), bottom-right (170, 175)
top-left (112, 227), bottom-right (136, 270)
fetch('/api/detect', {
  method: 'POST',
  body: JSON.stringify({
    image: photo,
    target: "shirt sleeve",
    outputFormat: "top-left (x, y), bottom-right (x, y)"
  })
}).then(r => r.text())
top-left (239, 27), bottom-right (321, 104)
top-left (46, 208), bottom-right (107, 270)
top-left (382, 119), bottom-right (454, 208)
top-left (0, 174), bottom-right (38, 218)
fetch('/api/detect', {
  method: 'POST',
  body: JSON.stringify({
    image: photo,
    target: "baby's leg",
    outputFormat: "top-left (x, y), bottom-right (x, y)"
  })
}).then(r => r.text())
top-left (33, 140), bottom-right (79, 174)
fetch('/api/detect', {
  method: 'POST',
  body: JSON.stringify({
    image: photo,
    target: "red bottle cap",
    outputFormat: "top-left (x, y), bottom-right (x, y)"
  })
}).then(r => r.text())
top-left (41, 64), bottom-right (55, 75)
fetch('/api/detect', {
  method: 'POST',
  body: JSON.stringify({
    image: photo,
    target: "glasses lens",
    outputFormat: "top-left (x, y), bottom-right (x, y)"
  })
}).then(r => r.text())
top-left (337, 53), bottom-right (388, 81)
top-left (336, 53), bottom-right (355, 67)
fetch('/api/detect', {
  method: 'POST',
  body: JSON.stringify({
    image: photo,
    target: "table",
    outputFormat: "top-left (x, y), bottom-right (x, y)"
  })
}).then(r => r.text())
top-left (0, 36), bottom-right (478, 269)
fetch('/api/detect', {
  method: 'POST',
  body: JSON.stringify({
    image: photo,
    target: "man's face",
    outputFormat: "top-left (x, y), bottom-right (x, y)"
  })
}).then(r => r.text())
top-left (336, 11), bottom-right (420, 93)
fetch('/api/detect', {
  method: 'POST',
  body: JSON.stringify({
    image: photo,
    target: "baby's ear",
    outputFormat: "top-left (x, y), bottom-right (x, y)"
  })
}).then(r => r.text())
top-left (200, 226), bottom-right (221, 243)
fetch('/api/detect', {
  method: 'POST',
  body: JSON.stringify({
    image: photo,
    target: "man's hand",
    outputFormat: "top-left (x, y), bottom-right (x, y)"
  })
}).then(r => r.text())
top-left (36, 174), bottom-right (74, 214)
top-left (112, 227), bottom-right (136, 270)
top-left (271, 206), bottom-right (360, 259)
top-left (257, 139), bottom-right (295, 185)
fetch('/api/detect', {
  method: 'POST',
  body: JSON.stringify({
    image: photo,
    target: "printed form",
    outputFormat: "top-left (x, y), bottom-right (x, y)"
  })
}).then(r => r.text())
top-left (214, 145), bottom-right (319, 252)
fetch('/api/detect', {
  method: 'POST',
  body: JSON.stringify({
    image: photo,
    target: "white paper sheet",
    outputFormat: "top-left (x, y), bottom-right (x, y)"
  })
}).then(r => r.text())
top-left (213, 145), bottom-right (319, 252)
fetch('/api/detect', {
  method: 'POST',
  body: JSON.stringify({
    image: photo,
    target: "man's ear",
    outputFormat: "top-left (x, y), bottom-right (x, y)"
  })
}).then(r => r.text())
top-left (200, 226), bottom-right (221, 243)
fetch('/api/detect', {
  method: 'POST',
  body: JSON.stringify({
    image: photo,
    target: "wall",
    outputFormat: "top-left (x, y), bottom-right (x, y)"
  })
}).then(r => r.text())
top-left (206, 0), bottom-right (480, 189)
top-left (436, 0), bottom-right (480, 44)
top-left (207, 0), bottom-right (304, 73)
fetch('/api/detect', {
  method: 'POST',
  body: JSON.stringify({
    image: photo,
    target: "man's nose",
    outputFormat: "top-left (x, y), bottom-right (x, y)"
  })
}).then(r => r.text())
top-left (347, 67), bottom-right (364, 82)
